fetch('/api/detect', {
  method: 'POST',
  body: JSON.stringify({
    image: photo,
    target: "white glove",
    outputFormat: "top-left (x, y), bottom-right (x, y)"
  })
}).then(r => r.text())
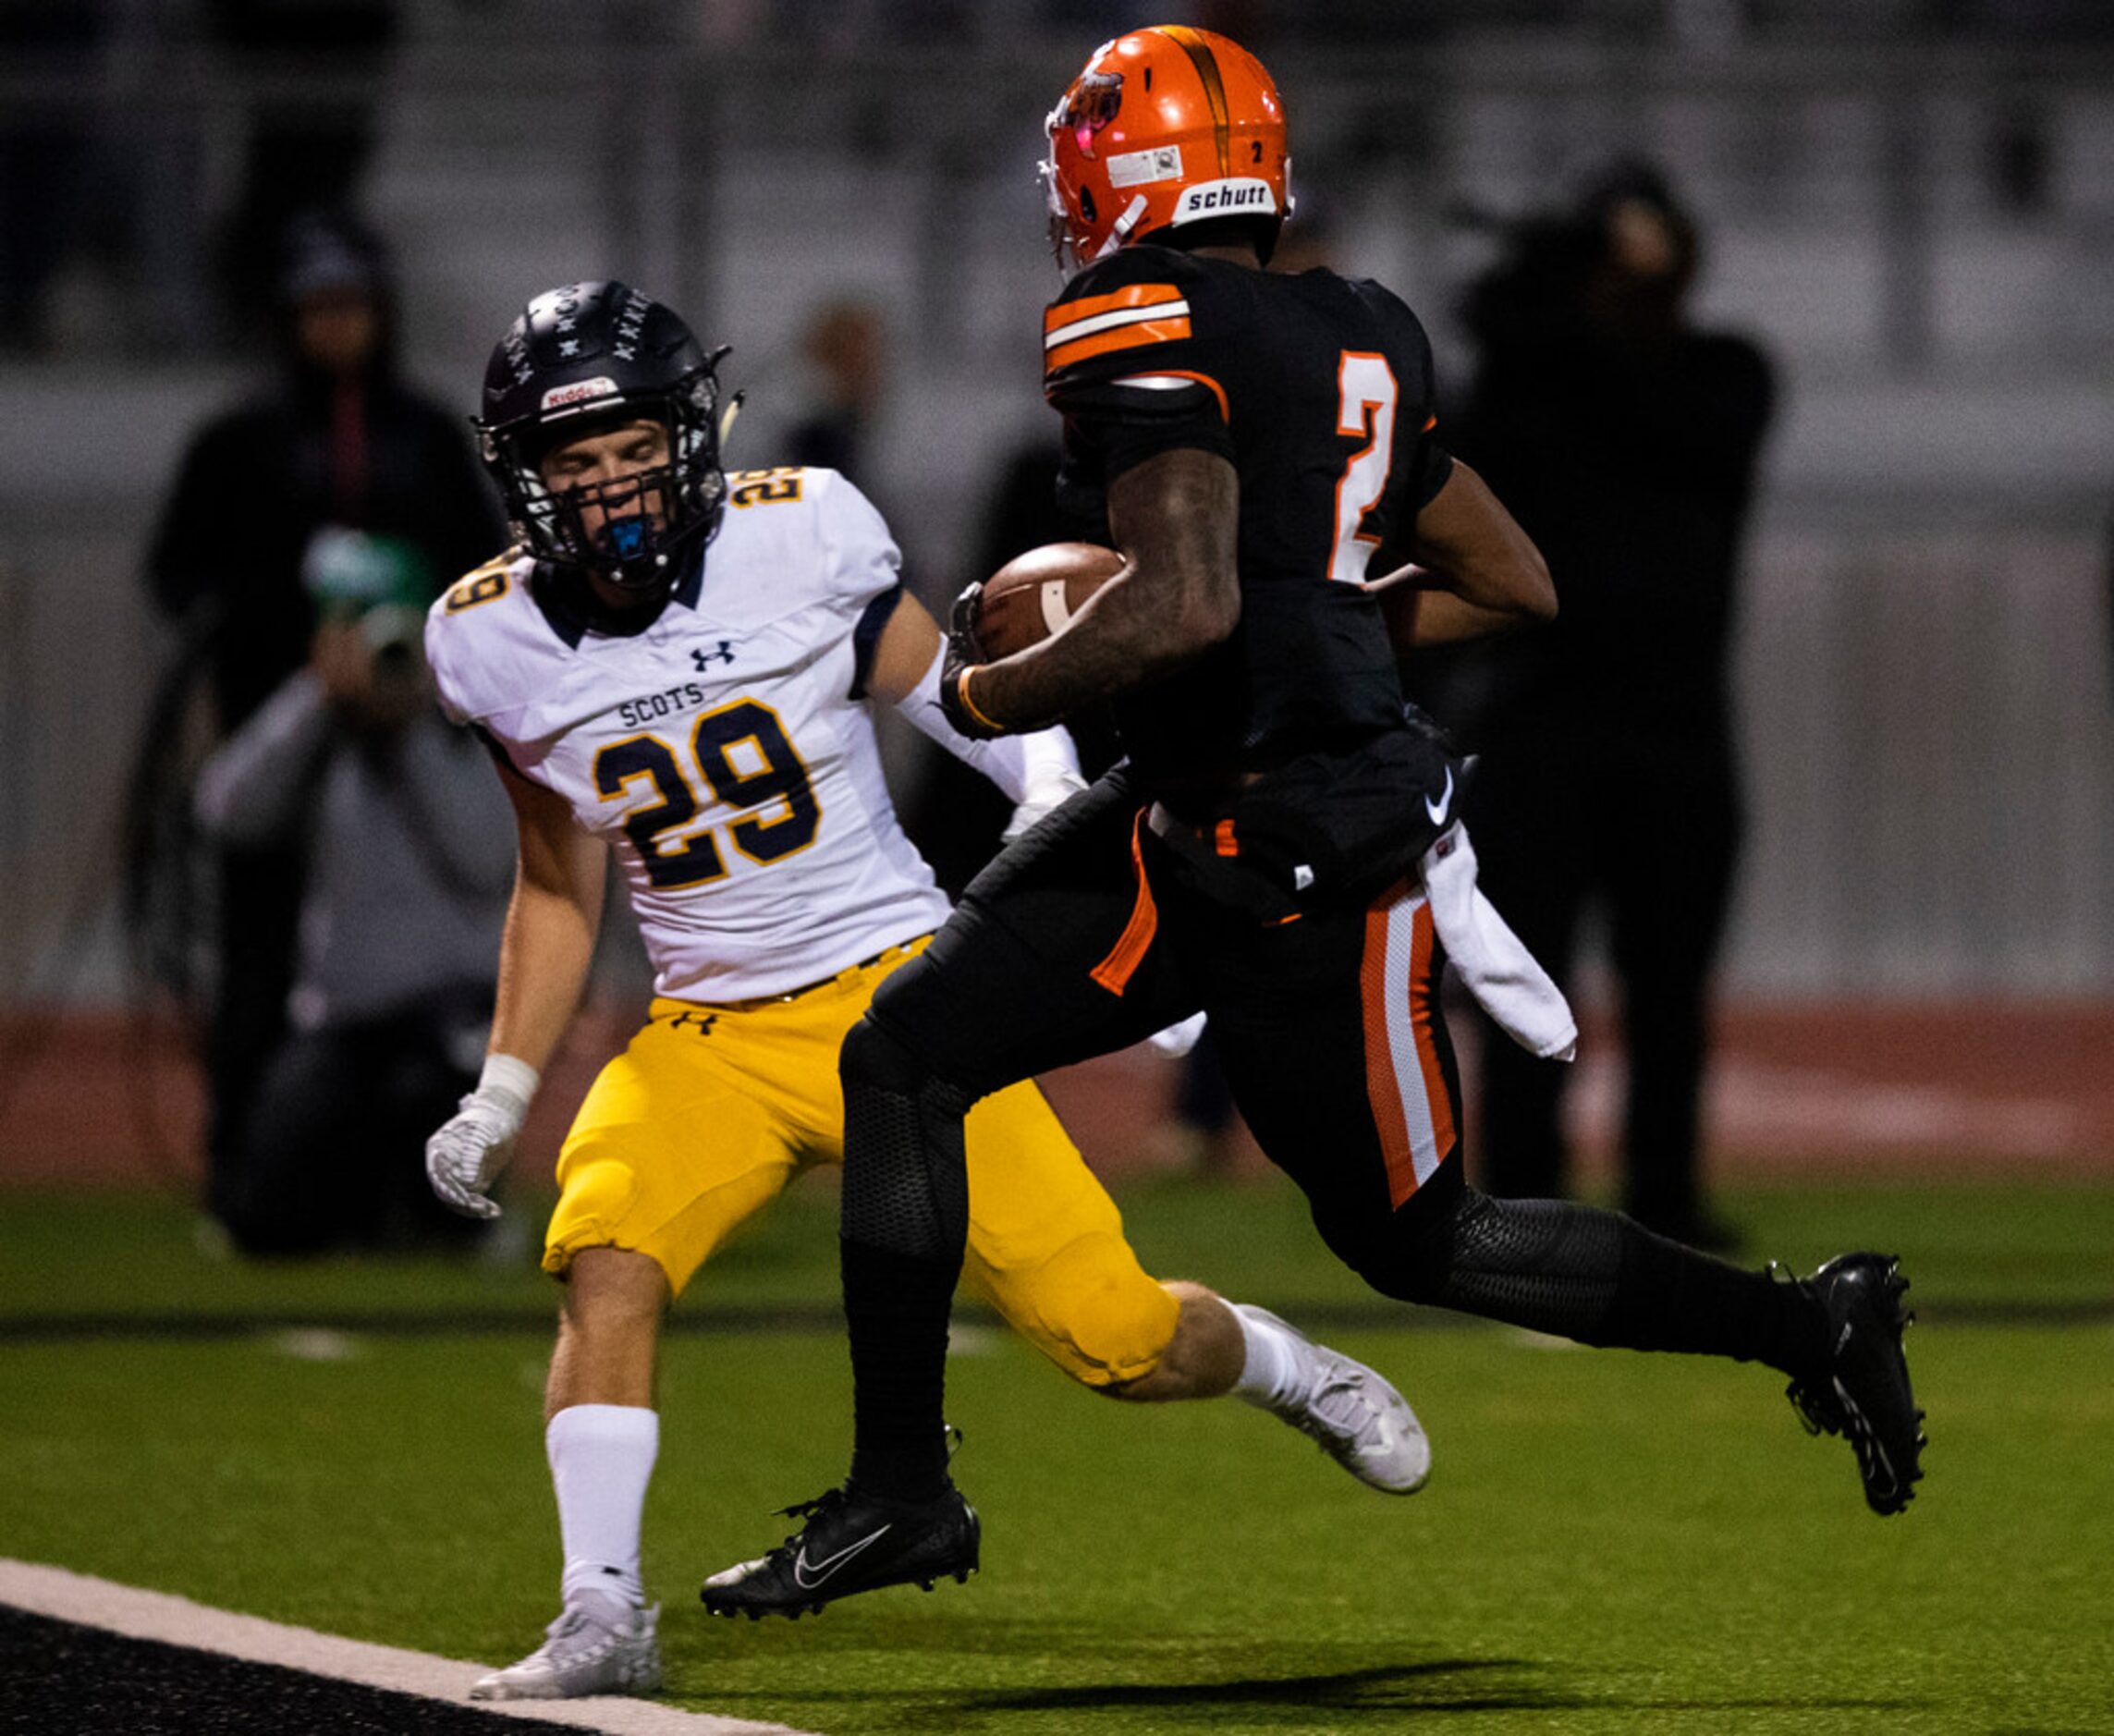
top-left (1002, 766), bottom-right (1089, 843)
top-left (425, 1054), bottom-right (539, 1220)
top-left (1146, 1012), bottom-right (1208, 1059)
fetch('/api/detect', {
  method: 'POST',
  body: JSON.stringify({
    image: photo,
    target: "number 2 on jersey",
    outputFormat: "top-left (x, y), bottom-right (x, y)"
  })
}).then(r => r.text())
top-left (1329, 351), bottom-right (1399, 583)
top-left (594, 700), bottom-right (820, 889)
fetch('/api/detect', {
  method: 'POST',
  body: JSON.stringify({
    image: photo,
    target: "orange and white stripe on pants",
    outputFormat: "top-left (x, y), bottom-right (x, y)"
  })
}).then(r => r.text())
top-left (1360, 881), bottom-right (1456, 1208)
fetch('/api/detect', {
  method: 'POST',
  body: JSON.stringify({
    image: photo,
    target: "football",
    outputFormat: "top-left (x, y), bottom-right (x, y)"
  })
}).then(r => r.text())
top-left (972, 541), bottom-right (1124, 659)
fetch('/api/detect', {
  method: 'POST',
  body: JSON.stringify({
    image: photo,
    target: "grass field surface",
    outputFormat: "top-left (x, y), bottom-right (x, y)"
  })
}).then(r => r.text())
top-left (5, 1174), bottom-right (2111, 1733)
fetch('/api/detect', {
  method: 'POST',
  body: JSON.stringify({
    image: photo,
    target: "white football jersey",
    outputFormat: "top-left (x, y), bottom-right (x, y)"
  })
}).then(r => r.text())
top-left (425, 466), bottom-right (952, 1002)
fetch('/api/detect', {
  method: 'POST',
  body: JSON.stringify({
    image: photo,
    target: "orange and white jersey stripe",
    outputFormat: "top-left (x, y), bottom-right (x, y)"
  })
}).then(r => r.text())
top-left (1043, 282), bottom-right (1191, 376)
top-left (1361, 882), bottom-right (1457, 1207)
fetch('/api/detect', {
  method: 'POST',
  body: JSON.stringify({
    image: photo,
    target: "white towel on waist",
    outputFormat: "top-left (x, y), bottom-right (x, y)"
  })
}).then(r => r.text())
top-left (1420, 821), bottom-right (1577, 1063)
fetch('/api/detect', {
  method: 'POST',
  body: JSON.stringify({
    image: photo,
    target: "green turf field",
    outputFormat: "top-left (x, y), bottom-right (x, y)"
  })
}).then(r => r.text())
top-left (5, 1174), bottom-right (2111, 1734)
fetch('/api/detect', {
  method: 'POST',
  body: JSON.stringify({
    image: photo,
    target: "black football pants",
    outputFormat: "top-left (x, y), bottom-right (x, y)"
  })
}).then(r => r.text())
top-left (836, 771), bottom-right (1815, 1498)
top-left (849, 768), bottom-right (1469, 1269)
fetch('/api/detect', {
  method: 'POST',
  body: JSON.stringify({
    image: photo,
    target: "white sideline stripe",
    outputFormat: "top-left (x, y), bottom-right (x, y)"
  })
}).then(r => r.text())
top-left (0, 1559), bottom-right (819, 1736)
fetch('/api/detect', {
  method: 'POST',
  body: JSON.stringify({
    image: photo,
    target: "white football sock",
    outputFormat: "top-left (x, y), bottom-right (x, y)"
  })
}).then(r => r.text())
top-left (547, 1403), bottom-right (659, 1609)
top-left (1229, 1307), bottom-right (1310, 1411)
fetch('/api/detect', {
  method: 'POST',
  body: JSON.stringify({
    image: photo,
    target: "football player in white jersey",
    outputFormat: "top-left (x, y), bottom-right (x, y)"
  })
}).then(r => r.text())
top-left (422, 283), bottom-right (1433, 1702)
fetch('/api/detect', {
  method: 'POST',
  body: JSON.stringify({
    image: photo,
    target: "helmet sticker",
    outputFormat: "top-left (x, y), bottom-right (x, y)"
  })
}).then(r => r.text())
top-left (503, 323), bottom-right (532, 386)
top-left (611, 289), bottom-right (650, 361)
top-left (1058, 70), bottom-right (1123, 158)
top-left (541, 376), bottom-right (620, 412)
top-left (1107, 145), bottom-right (1183, 189)
top-left (1171, 177), bottom-right (1278, 223)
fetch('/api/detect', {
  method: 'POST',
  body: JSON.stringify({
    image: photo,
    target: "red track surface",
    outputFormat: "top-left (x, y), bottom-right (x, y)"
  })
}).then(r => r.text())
top-left (3, 1000), bottom-right (2109, 1190)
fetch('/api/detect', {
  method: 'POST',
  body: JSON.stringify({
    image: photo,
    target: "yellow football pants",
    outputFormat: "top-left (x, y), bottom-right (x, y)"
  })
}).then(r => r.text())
top-left (544, 940), bottom-right (1179, 1387)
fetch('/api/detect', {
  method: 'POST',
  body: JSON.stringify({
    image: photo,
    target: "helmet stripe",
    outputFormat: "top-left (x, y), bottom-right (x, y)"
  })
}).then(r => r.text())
top-left (1156, 26), bottom-right (1232, 179)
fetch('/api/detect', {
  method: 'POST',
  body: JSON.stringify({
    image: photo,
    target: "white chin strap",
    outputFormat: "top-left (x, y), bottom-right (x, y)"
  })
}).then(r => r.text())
top-left (1094, 194), bottom-right (1150, 260)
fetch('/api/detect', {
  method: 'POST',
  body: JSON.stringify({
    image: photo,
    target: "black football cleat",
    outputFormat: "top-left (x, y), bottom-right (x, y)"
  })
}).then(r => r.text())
top-left (1786, 1253), bottom-right (1926, 1516)
top-left (701, 1482), bottom-right (980, 1620)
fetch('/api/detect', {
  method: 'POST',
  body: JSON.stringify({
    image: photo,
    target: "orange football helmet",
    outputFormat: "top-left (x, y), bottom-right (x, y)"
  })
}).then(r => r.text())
top-left (1043, 26), bottom-right (1290, 273)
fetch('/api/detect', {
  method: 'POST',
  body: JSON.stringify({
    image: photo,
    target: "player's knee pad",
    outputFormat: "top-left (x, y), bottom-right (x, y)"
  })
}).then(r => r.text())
top-left (1335, 1178), bottom-right (1630, 1338)
top-left (974, 1231), bottom-right (1179, 1389)
top-left (1429, 1189), bottom-right (1630, 1339)
top-left (840, 1008), bottom-right (947, 1094)
top-left (838, 1012), bottom-right (972, 1262)
top-left (1314, 1167), bottom-right (1569, 1307)
top-left (1445, 1190), bottom-right (1625, 1278)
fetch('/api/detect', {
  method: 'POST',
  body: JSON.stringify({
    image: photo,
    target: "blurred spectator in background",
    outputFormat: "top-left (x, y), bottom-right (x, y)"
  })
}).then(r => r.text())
top-left (785, 298), bottom-right (888, 482)
top-left (192, 532), bottom-right (514, 1255)
top-left (204, 0), bottom-right (402, 330)
top-left (1431, 158), bottom-right (1776, 1250)
top-left (781, 294), bottom-right (1023, 895)
top-left (141, 209), bottom-right (506, 1232)
top-left (0, 0), bottom-right (110, 353)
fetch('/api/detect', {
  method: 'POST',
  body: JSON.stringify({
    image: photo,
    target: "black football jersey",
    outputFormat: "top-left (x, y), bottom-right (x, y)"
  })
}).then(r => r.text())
top-left (1045, 244), bottom-right (1455, 795)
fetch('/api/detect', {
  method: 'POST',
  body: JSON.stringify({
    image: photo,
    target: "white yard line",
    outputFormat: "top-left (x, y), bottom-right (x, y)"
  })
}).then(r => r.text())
top-left (0, 1559), bottom-right (820, 1736)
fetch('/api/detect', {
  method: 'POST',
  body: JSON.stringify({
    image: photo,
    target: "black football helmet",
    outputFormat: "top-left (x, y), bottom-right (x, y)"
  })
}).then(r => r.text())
top-left (476, 281), bottom-right (728, 598)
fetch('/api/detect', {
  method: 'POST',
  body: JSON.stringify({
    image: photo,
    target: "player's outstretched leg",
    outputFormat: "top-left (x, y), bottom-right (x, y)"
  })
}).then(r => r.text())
top-left (1231, 1303), bottom-right (1431, 1493)
top-left (702, 1480), bottom-right (980, 1620)
top-left (1785, 1253), bottom-right (1925, 1514)
top-left (1342, 1175), bottom-right (1925, 1514)
top-left (470, 1591), bottom-right (661, 1701)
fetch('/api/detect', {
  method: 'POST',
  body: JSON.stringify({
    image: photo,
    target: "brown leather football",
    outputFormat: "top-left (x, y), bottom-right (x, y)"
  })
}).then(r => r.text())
top-left (973, 542), bottom-right (1124, 659)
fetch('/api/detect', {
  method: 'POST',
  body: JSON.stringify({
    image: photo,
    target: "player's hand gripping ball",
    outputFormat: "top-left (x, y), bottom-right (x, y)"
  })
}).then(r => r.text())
top-left (941, 542), bottom-right (1125, 739)
top-left (971, 541), bottom-right (1124, 660)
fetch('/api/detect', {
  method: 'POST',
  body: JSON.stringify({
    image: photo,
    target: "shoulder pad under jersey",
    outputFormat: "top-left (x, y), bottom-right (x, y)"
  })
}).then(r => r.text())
top-left (1042, 246), bottom-right (1240, 425)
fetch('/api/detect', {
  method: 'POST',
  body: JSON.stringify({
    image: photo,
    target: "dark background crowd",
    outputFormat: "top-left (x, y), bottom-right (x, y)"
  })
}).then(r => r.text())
top-left (2, 0), bottom-right (2109, 1252)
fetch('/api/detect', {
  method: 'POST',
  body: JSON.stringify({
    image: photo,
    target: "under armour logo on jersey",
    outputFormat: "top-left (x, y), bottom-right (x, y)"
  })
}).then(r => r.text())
top-left (692, 642), bottom-right (736, 670)
top-left (667, 1010), bottom-right (717, 1035)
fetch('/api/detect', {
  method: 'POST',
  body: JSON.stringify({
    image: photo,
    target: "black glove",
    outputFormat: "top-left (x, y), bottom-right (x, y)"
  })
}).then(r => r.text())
top-left (938, 581), bottom-right (1006, 740)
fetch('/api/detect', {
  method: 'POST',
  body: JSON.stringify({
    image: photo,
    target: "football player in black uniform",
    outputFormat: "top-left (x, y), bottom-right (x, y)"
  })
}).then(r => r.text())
top-left (703, 25), bottom-right (1924, 1619)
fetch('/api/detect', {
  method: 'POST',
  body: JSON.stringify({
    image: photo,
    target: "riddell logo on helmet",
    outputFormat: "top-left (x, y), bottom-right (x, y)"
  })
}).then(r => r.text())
top-left (542, 377), bottom-right (618, 412)
top-left (1173, 179), bottom-right (1277, 222)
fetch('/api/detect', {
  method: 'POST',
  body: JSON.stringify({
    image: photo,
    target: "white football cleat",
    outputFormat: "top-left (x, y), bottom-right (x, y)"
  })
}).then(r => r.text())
top-left (1234, 1303), bottom-right (1432, 1494)
top-left (470, 1590), bottom-right (661, 1701)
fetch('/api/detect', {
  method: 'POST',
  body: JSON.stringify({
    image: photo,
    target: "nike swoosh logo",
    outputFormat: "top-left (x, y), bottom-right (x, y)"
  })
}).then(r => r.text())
top-left (1424, 767), bottom-right (1454, 827)
top-left (791, 1523), bottom-right (893, 1590)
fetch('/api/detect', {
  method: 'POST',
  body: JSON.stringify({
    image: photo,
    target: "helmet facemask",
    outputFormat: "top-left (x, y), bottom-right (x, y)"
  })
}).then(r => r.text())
top-left (1042, 73), bottom-right (1131, 273)
top-left (483, 360), bottom-right (727, 603)
top-left (1043, 148), bottom-right (1150, 275)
